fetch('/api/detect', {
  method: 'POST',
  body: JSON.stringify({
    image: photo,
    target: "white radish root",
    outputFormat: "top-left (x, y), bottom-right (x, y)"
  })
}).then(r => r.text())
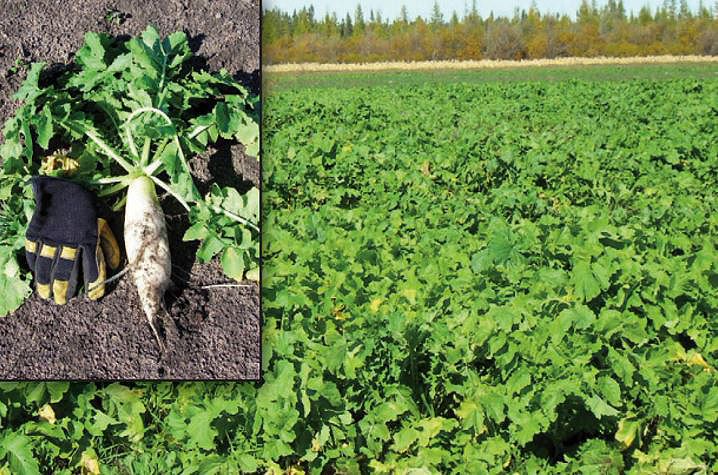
top-left (124, 175), bottom-right (172, 349)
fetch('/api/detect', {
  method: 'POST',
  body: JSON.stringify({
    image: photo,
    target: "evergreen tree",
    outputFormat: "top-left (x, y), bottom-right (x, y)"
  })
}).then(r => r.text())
top-left (262, 0), bottom-right (718, 64)
top-left (400, 5), bottom-right (409, 24)
top-left (679, 0), bottom-right (691, 18)
top-left (451, 10), bottom-right (460, 26)
top-left (355, 4), bottom-right (366, 32)
top-left (344, 13), bottom-right (353, 36)
top-left (431, 1), bottom-right (444, 27)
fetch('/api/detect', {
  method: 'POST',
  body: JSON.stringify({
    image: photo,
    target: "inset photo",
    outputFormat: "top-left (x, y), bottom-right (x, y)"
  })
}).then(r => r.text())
top-left (0, 1), bottom-right (260, 380)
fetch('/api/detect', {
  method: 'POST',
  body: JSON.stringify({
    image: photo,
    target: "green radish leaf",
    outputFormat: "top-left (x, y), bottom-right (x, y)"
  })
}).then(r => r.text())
top-left (0, 432), bottom-right (40, 475)
top-left (0, 248), bottom-right (31, 318)
top-left (34, 104), bottom-right (53, 149)
top-left (13, 62), bottom-right (45, 102)
top-left (215, 103), bottom-right (230, 135)
top-left (183, 222), bottom-right (208, 241)
top-left (187, 410), bottom-right (216, 450)
top-left (237, 454), bottom-right (258, 473)
top-left (197, 235), bottom-right (225, 263)
top-left (79, 32), bottom-right (107, 70)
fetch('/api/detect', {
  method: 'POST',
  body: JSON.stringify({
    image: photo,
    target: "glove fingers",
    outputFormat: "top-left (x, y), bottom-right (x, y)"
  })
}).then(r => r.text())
top-left (32, 242), bottom-right (58, 300)
top-left (97, 218), bottom-right (121, 270)
top-left (50, 245), bottom-right (81, 305)
top-left (24, 238), bottom-right (38, 278)
top-left (82, 241), bottom-right (106, 300)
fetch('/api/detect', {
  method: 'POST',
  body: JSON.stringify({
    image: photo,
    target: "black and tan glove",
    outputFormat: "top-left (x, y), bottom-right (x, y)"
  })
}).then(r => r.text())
top-left (24, 176), bottom-right (121, 304)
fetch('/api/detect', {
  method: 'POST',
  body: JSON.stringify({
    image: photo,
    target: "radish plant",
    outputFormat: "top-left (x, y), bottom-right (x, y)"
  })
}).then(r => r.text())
top-left (0, 27), bottom-right (260, 328)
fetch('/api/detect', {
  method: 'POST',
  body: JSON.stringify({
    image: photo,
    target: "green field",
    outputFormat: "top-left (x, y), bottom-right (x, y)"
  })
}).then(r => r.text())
top-left (263, 61), bottom-right (718, 93)
top-left (1, 67), bottom-right (717, 474)
top-left (262, 76), bottom-right (718, 473)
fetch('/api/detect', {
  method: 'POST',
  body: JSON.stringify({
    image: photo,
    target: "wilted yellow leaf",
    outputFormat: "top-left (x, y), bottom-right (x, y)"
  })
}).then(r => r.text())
top-left (40, 155), bottom-right (79, 177)
top-left (38, 404), bottom-right (56, 424)
top-left (80, 450), bottom-right (100, 475)
top-left (311, 437), bottom-right (321, 452)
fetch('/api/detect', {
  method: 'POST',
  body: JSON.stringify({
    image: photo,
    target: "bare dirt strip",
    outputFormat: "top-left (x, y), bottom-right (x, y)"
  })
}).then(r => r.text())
top-left (264, 54), bottom-right (718, 73)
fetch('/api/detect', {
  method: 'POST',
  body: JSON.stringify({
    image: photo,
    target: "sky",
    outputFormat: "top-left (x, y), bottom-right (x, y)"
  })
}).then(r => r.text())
top-left (263, 0), bottom-right (707, 21)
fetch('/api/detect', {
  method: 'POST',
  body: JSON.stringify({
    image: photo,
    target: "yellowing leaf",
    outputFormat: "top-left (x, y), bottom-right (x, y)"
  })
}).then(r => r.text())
top-left (615, 417), bottom-right (640, 450)
top-left (685, 351), bottom-right (712, 370)
top-left (220, 247), bottom-right (245, 281)
top-left (311, 437), bottom-right (321, 452)
top-left (80, 450), bottom-right (100, 475)
top-left (38, 404), bottom-right (56, 424)
top-left (401, 288), bottom-right (417, 305)
top-left (245, 266), bottom-right (260, 282)
top-left (369, 298), bottom-right (382, 313)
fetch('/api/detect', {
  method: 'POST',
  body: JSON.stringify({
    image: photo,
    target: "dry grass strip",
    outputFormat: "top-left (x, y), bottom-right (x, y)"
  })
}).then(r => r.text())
top-left (264, 55), bottom-right (718, 73)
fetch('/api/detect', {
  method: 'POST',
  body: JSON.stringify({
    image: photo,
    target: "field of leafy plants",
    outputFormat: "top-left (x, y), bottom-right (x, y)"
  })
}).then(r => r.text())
top-left (0, 77), bottom-right (717, 473)
top-left (261, 78), bottom-right (718, 473)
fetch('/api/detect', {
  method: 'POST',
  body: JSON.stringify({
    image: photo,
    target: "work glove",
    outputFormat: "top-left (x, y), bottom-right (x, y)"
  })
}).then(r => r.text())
top-left (24, 176), bottom-right (121, 304)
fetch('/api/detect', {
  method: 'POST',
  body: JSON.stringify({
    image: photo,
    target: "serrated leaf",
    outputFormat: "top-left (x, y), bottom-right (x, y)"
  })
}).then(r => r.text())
top-left (393, 427), bottom-right (419, 453)
top-left (215, 102), bottom-right (230, 136)
top-left (0, 432), bottom-right (40, 475)
top-left (197, 235), bottom-right (225, 263)
top-left (13, 62), bottom-right (45, 101)
top-left (585, 394), bottom-right (619, 418)
top-left (571, 261), bottom-right (605, 302)
top-left (187, 408), bottom-right (216, 450)
top-left (34, 104), bottom-right (53, 149)
top-left (0, 249), bottom-right (31, 317)
top-left (236, 454), bottom-right (258, 473)
top-left (597, 376), bottom-right (621, 405)
top-left (558, 304), bottom-right (596, 331)
top-left (183, 222), bottom-right (208, 242)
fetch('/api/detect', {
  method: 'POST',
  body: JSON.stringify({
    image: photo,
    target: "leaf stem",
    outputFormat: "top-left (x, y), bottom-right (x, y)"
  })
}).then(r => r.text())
top-left (188, 124), bottom-right (212, 139)
top-left (92, 176), bottom-right (127, 185)
top-left (141, 136), bottom-right (151, 166)
top-left (150, 176), bottom-right (190, 212)
top-left (84, 129), bottom-right (135, 173)
top-left (211, 205), bottom-right (259, 233)
top-left (125, 107), bottom-right (193, 187)
top-left (97, 180), bottom-right (130, 197)
top-left (144, 159), bottom-right (164, 177)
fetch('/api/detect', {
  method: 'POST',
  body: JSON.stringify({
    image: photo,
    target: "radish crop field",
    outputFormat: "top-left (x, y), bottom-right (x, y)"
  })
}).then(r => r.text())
top-left (1, 77), bottom-right (717, 474)
top-left (262, 78), bottom-right (718, 473)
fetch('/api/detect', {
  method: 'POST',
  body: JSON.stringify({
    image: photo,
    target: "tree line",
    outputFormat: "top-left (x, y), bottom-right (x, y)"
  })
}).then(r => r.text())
top-left (262, 0), bottom-right (718, 63)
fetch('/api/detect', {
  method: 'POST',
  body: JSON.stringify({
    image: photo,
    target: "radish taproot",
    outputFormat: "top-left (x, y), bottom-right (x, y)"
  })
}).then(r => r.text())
top-left (124, 175), bottom-right (171, 348)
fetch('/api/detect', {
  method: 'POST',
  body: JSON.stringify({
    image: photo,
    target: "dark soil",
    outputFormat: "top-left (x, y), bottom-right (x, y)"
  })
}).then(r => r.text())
top-left (0, 0), bottom-right (260, 379)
